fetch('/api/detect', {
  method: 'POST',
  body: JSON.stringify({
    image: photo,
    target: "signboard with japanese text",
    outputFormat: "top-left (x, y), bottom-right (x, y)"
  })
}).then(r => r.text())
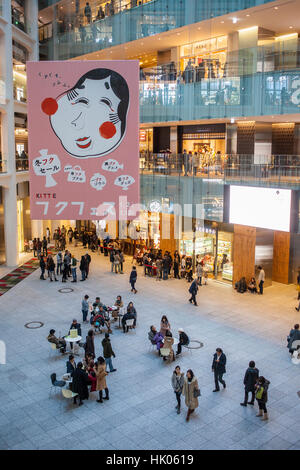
top-left (27, 60), bottom-right (139, 220)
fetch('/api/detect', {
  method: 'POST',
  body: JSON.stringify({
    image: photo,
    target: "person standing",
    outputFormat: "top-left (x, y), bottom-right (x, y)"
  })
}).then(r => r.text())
top-left (171, 366), bottom-right (184, 414)
top-left (42, 236), bottom-right (48, 257)
top-left (46, 227), bottom-right (51, 244)
top-left (102, 333), bottom-right (117, 373)
top-left (39, 256), bottom-right (46, 280)
top-left (129, 266), bottom-right (137, 293)
top-left (80, 255), bottom-right (87, 281)
top-left (240, 361), bottom-right (259, 407)
top-left (72, 362), bottom-right (90, 406)
top-left (84, 329), bottom-right (95, 359)
top-left (119, 250), bottom-right (124, 274)
top-left (196, 262), bottom-right (203, 286)
top-left (48, 255), bottom-right (58, 282)
top-left (212, 348), bottom-right (227, 392)
top-left (173, 251), bottom-right (180, 279)
top-left (71, 254), bottom-right (78, 282)
top-left (258, 266), bottom-right (265, 295)
top-left (56, 251), bottom-right (63, 276)
top-left (85, 253), bottom-right (91, 278)
top-left (182, 369), bottom-right (200, 422)
top-left (189, 278), bottom-right (198, 306)
top-left (255, 376), bottom-right (270, 420)
top-left (95, 357), bottom-right (109, 403)
top-left (82, 294), bottom-right (89, 323)
top-left (84, 2), bottom-right (92, 23)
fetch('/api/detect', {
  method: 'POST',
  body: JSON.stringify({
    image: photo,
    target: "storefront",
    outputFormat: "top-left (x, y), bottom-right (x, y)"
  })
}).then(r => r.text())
top-left (180, 35), bottom-right (228, 81)
top-left (139, 128), bottom-right (153, 154)
top-left (180, 223), bottom-right (234, 283)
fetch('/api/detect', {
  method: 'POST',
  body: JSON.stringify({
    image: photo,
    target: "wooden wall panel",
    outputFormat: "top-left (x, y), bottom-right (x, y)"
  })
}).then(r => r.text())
top-left (233, 225), bottom-right (256, 284)
top-left (160, 213), bottom-right (178, 254)
top-left (273, 231), bottom-right (290, 284)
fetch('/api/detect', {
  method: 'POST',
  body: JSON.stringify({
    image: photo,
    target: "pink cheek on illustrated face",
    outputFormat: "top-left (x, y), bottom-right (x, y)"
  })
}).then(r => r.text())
top-left (99, 121), bottom-right (116, 139)
top-left (41, 97), bottom-right (58, 116)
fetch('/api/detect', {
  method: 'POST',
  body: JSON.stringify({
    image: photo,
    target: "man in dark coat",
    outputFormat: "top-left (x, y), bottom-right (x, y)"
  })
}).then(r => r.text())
top-left (212, 348), bottom-right (227, 392)
top-left (72, 362), bottom-right (90, 406)
top-left (129, 266), bottom-right (137, 293)
top-left (189, 278), bottom-right (198, 306)
top-left (240, 361), bottom-right (259, 406)
top-left (176, 328), bottom-right (190, 356)
top-left (102, 333), bottom-right (116, 373)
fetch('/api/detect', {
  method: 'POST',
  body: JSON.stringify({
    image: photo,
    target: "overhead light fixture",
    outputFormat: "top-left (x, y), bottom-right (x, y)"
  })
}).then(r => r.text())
top-left (289, 26), bottom-right (294, 29)
top-left (220, 21), bottom-right (224, 24)
top-left (275, 33), bottom-right (297, 40)
top-left (230, 118), bottom-right (235, 123)
top-left (232, 17), bottom-right (238, 24)
top-left (246, 14), bottom-right (250, 17)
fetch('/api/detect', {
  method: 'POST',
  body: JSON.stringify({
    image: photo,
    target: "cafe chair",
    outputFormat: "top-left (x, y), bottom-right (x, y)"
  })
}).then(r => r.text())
top-left (61, 388), bottom-right (78, 408)
top-left (125, 319), bottom-right (135, 333)
top-left (49, 373), bottom-right (66, 398)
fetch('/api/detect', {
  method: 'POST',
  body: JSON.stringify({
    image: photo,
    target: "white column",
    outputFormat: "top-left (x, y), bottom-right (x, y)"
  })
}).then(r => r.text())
top-left (26, 0), bottom-right (39, 59)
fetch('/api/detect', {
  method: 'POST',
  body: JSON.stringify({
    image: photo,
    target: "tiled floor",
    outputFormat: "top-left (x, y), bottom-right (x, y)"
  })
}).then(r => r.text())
top-left (0, 246), bottom-right (300, 450)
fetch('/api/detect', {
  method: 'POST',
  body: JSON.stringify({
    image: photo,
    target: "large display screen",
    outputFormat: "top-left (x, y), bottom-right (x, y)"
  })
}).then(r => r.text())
top-left (229, 186), bottom-right (291, 232)
top-left (27, 60), bottom-right (139, 219)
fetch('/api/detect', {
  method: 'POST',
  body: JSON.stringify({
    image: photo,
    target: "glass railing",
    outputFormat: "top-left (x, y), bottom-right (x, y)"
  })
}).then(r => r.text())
top-left (39, 0), bottom-right (276, 59)
top-left (139, 153), bottom-right (300, 188)
top-left (140, 67), bottom-right (300, 123)
top-left (16, 157), bottom-right (29, 171)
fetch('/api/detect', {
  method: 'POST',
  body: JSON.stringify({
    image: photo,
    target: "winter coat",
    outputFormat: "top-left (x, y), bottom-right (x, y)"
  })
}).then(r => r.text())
top-left (172, 372), bottom-right (184, 393)
top-left (189, 280), bottom-right (198, 294)
top-left (255, 379), bottom-right (270, 404)
top-left (287, 329), bottom-right (300, 349)
top-left (183, 376), bottom-right (199, 409)
top-left (72, 367), bottom-right (90, 400)
top-left (85, 335), bottom-right (95, 357)
top-left (243, 367), bottom-right (259, 392)
top-left (153, 332), bottom-right (164, 350)
top-left (212, 352), bottom-right (226, 374)
top-left (130, 270), bottom-right (137, 283)
top-left (148, 329), bottom-right (156, 343)
top-left (102, 338), bottom-right (115, 359)
top-left (179, 332), bottom-right (190, 346)
top-left (95, 363), bottom-right (108, 391)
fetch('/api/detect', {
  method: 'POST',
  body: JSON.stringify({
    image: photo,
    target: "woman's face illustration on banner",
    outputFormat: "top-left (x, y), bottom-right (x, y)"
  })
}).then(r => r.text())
top-left (42, 75), bottom-right (127, 158)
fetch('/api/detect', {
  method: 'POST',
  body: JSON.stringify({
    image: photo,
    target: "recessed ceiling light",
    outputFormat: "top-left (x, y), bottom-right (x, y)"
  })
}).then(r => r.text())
top-left (289, 26), bottom-right (293, 29)
top-left (177, 33), bottom-right (180, 35)
top-left (232, 17), bottom-right (238, 24)
top-left (274, 6), bottom-right (278, 9)
top-left (246, 14), bottom-right (250, 17)
top-left (221, 21), bottom-right (224, 24)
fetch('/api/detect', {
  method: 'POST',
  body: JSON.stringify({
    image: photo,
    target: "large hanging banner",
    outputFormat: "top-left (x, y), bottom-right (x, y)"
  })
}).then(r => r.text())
top-left (27, 60), bottom-right (139, 219)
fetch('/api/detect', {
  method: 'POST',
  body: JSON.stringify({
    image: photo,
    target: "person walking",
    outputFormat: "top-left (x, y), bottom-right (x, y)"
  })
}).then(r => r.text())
top-left (212, 348), bottom-right (227, 392)
top-left (129, 266), bottom-right (137, 293)
top-left (84, 329), bottom-right (95, 359)
top-left (240, 361), bottom-right (259, 406)
top-left (95, 357), bottom-right (109, 403)
top-left (189, 278), bottom-right (198, 306)
top-left (82, 294), bottom-right (89, 323)
top-left (182, 369), bottom-right (200, 422)
top-left (196, 262), bottom-right (203, 286)
top-left (172, 366), bottom-right (184, 414)
top-left (255, 376), bottom-right (270, 420)
top-left (258, 266), bottom-right (265, 295)
top-left (102, 333), bottom-right (117, 373)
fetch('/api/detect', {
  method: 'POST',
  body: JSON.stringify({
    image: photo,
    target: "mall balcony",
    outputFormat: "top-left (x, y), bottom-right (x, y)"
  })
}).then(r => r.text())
top-left (139, 154), bottom-right (300, 228)
top-left (38, 0), bottom-right (277, 59)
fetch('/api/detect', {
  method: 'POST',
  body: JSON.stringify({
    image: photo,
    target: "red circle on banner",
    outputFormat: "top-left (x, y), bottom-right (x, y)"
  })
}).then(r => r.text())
top-left (41, 98), bottom-right (58, 116)
top-left (99, 121), bottom-right (116, 139)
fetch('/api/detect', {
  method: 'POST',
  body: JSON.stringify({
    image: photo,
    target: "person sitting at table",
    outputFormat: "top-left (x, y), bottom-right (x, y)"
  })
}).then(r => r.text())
top-left (148, 325), bottom-right (157, 344)
top-left (127, 302), bottom-right (137, 328)
top-left (176, 328), bottom-right (190, 356)
top-left (93, 297), bottom-right (107, 312)
top-left (47, 329), bottom-right (66, 353)
top-left (161, 330), bottom-right (175, 362)
top-left (84, 329), bottom-right (95, 359)
top-left (72, 362), bottom-right (90, 406)
top-left (112, 295), bottom-right (123, 321)
top-left (121, 308), bottom-right (135, 333)
top-left (248, 277), bottom-right (258, 294)
top-left (69, 319), bottom-right (82, 337)
top-left (66, 354), bottom-right (76, 375)
top-left (160, 315), bottom-right (171, 337)
top-left (153, 330), bottom-right (164, 354)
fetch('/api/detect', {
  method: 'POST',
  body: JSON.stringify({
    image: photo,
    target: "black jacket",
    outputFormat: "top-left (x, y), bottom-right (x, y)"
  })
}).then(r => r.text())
top-left (130, 270), bottom-right (137, 282)
top-left (66, 361), bottom-right (76, 376)
top-left (70, 322), bottom-right (82, 337)
top-left (243, 367), bottom-right (259, 392)
top-left (102, 338), bottom-right (115, 359)
top-left (72, 368), bottom-right (90, 400)
top-left (212, 353), bottom-right (226, 374)
top-left (179, 332), bottom-right (190, 346)
top-left (85, 335), bottom-right (95, 357)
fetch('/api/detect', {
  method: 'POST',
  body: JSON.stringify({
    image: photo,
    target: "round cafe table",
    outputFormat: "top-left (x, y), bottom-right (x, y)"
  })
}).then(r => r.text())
top-left (163, 337), bottom-right (179, 346)
top-left (65, 335), bottom-right (82, 355)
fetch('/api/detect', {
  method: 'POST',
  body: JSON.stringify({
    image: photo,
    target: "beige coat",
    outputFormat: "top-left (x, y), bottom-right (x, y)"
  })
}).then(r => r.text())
top-left (183, 376), bottom-right (199, 410)
top-left (95, 363), bottom-right (108, 391)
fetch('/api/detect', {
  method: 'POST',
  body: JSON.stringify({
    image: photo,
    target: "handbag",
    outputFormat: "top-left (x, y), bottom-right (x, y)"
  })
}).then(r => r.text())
top-left (193, 387), bottom-right (201, 398)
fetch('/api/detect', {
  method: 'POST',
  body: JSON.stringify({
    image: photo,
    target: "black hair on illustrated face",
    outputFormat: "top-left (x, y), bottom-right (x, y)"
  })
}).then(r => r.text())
top-left (69, 68), bottom-right (129, 138)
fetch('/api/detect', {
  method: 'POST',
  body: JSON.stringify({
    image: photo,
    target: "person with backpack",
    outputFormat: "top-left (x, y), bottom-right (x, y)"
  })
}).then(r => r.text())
top-left (189, 278), bottom-right (198, 306)
top-left (255, 376), bottom-right (270, 420)
top-left (129, 266), bottom-right (137, 293)
top-left (71, 254), bottom-right (78, 282)
top-left (240, 361), bottom-right (259, 407)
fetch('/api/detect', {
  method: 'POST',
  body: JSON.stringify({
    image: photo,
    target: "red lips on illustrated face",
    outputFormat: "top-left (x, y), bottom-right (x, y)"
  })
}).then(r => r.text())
top-left (76, 137), bottom-right (91, 149)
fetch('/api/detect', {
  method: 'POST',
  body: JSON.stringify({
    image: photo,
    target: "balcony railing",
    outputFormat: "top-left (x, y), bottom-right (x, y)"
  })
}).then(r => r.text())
top-left (139, 153), bottom-right (300, 189)
top-left (16, 157), bottom-right (28, 172)
top-left (39, 0), bottom-right (276, 59)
